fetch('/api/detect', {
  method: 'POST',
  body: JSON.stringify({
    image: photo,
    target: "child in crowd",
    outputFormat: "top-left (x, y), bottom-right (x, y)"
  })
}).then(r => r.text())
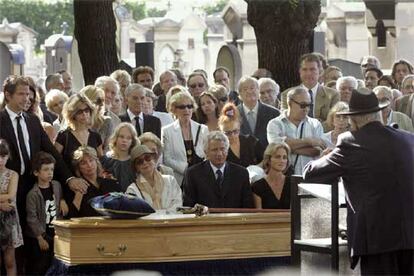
top-left (0, 139), bottom-right (22, 276)
top-left (25, 151), bottom-right (68, 275)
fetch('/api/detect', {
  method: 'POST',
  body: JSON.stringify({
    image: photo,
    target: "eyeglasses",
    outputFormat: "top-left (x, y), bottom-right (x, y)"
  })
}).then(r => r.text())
top-left (189, 83), bottom-right (205, 89)
top-left (75, 107), bottom-right (91, 115)
top-left (219, 97), bottom-right (228, 103)
top-left (175, 104), bottom-right (194, 110)
top-left (135, 154), bottom-right (153, 166)
top-left (291, 99), bottom-right (312, 109)
top-left (224, 129), bottom-right (240, 136)
top-left (95, 98), bottom-right (104, 105)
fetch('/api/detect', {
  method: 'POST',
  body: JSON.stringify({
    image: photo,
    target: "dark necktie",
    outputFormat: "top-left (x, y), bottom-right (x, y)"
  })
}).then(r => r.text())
top-left (216, 169), bottom-right (223, 190)
top-left (16, 115), bottom-right (30, 171)
top-left (308, 89), bottom-right (314, 117)
top-left (135, 116), bottom-right (141, 135)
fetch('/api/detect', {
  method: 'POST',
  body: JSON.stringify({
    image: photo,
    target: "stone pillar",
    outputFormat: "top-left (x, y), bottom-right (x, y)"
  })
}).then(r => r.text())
top-left (120, 20), bottom-right (130, 60)
top-left (395, 2), bottom-right (414, 64)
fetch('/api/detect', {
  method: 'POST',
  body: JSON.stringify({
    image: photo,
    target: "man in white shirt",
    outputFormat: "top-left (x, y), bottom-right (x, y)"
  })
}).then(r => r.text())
top-left (267, 87), bottom-right (326, 174)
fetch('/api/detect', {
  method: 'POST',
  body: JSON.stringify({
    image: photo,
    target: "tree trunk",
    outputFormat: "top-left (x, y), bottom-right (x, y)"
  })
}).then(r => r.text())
top-left (74, 0), bottom-right (118, 85)
top-left (246, 0), bottom-right (321, 90)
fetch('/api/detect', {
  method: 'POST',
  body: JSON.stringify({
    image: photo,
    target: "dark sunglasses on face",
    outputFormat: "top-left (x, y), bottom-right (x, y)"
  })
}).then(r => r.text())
top-left (95, 98), bottom-right (104, 105)
top-left (176, 104), bottom-right (194, 110)
top-left (219, 97), bottom-right (228, 102)
top-left (189, 83), bottom-right (205, 89)
top-left (135, 154), bottom-right (153, 166)
top-left (75, 107), bottom-right (91, 115)
top-left (224, 129), bottom-right (240, 136)
top-left (291, 98), bottom-right (312, 109)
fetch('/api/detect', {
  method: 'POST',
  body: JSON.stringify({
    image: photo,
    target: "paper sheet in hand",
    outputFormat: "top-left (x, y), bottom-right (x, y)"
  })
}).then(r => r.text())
top-left (298, 181), bottom-right (346, 205)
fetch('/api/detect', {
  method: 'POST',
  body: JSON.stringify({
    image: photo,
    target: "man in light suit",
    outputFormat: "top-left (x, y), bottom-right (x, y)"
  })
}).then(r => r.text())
top-left (303, 88), bottom-right (414, 275)
top-left (119, 84), bottom-right (161, 138)
top-left (237, 76), bottom-right (280, 149)
top-left (182, 131), bottom-right (254, 208)
top-left (280, 53), bottom-right (339, 130)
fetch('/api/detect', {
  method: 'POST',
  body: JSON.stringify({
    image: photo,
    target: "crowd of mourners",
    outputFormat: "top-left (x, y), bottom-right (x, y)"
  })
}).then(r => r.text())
top-left (0, 52), bottom-right (413, 275)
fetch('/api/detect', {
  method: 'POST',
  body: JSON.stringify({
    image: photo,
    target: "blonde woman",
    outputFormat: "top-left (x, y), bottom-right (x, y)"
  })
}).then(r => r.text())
top-left (161, 92), bottom-right (208, 185)
top-left (101, 123), bottom-right (140, 191)
top-left (45, 89), bottom-right (69, 134)
top-left (81, 85), bottom-right (113, 150)
top-left (252, 142), bottom-right (291, 209)
top-left (68, 146), bottom-right (120, 218)
top-left (323, 101), bottom-right (350, 147)
top-left (55, 94), bottom-right (103, 170)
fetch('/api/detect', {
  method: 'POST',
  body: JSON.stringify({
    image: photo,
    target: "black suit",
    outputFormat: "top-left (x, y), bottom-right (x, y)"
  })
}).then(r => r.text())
top-left (182, 160), bottom-right (254, 208)
top-left (238, 101), bottom-right (280, 148)
top-left (119, 112), bottom-right (161, 138)
top-left (303, 121), bottom-right (414, 272)
top-left (0, 110), bottom-right (72, 225)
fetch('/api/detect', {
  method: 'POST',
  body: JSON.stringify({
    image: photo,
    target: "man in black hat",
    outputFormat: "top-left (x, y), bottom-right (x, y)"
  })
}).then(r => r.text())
top-left (303, 88), bottom-right (414, 275)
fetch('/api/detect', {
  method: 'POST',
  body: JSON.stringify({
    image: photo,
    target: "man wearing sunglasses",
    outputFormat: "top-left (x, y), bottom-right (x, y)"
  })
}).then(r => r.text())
top-left (267, 87), bottom-right (326, 175)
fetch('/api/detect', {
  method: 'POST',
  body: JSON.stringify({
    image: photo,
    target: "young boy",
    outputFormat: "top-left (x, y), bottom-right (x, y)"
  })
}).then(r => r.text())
top-left (25, 151), bottom-right (68, 275)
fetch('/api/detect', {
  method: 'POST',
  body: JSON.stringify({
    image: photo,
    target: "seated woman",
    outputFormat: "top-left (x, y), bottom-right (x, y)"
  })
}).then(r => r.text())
top-left (208, 84), bottom-right (229, 115)
top-left (218, 103), bottom-right (263, 167)
top-left (101, 123), bottom-right (140, 192)
top-left (138, 132), bottom-right (174, 177)
top-left (196, 92), bottom-right (220, 131)
top-left (55, 94), bottom-right (103, 171)
top-left (162, 92), bottom-right (208, 185)
top-left (126, 145), bottom-right (182, 212)
top-left (322, 101), bottom-right (350, 148)
top-left (81, 85), bottom-right (114, 150)
top-left (252, 142), bottom-right (291, 209)
top-left (68, 146), bottom-right (121, 218)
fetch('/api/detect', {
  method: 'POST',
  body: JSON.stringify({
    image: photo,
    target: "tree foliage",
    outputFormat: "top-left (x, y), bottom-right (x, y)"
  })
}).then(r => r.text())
top-left (123, 1), bottom-right (166, 20)
top-left (0, 0), bottom-right (74, 52)
top-left (203, 0), bottom-right (229, 15)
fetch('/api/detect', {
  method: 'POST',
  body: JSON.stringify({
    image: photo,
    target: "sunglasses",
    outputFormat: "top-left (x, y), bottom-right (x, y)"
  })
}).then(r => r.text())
top-left (219, 97), bottom-right (228, 102)
top-left (176, 104), bottom-right (194, 110)
top-left (189, 83), bottom-right (205, 89)
top-left (95, 98), bottom-right (104, 105)
top-left (291, 99), bottom-right (312, 109)
top-left (224, 129), bottom-right (240, 136)
top-left (75, 107), bottom-right (91, 115)
top-left (135, 154), bottom-right (153, 166)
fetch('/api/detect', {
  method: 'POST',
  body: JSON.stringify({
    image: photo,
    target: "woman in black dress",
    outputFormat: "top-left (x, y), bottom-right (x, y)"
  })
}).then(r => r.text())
top-left (67, 146), bottom-right (121, 218)
top-left (218, 103), bottom-right (263, 167)
top-left (252, 142), bottom-right (291, 209)
top-left (55, 94), bottom-right (103, 171)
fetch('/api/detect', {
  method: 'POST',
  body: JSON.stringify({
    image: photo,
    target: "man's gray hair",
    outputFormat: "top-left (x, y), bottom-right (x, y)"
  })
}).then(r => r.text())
top-left (373, 85), bottom-right (393, 100)
top-left (336, 76), bottom-right (358, 91)
top-left (237, 75), bottom-right (259, 93)
top-left (94, 76), bottom-right (120, 92)
top-left (401, 74), bottom-right (414, 87)
top-left (258, 78), bottom-right (280, 95)
top-left (350, 111), bottom-right (383, 130)
top-left (287, 87), bottom-right (307, 103)
top-left (124, 83), bottom-right (145, 98)
top-left (204, 131), bottom-right (230, 152)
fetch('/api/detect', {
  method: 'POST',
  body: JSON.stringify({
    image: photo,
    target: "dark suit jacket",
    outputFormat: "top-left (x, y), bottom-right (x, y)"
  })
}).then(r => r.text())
top-left (303, 121), bottom-right (414, 258)
top-left (119, 112), bottom-right (161, 138)
top-left (238, 101), bottom-right (280, 148)
top-left (0, 110), bottom-right (72, 226)
top-left (182, 160), bottom-right (254, 208)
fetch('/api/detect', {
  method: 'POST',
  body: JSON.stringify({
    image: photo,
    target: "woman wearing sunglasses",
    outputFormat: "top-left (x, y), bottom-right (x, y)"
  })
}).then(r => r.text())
top-left (218, 103), bottom-right (264, 168)
top-left (161, 92), bottom-right (208, 185)
top-left (81, 85), bottom-right (113, 150)
top-left (126, 145), bottom-right (182, 211)
top-left (55, 94), bottom-right (103, 171)
top-left (187, 71), bottom-right (209, 100)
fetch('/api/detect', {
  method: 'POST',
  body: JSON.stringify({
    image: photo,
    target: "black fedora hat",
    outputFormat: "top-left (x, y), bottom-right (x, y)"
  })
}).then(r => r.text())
top-left (337, 88), bottom-right (389, 115)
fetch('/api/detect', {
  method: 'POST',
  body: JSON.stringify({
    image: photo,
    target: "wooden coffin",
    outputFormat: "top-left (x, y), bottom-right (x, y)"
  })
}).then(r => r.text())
top-left (53, 212), bottom-right (291, 265)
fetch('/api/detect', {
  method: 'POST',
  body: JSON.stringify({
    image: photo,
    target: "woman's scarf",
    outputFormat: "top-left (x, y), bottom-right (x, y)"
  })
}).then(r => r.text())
top-left (136, 170), bottom-right (164, 210)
